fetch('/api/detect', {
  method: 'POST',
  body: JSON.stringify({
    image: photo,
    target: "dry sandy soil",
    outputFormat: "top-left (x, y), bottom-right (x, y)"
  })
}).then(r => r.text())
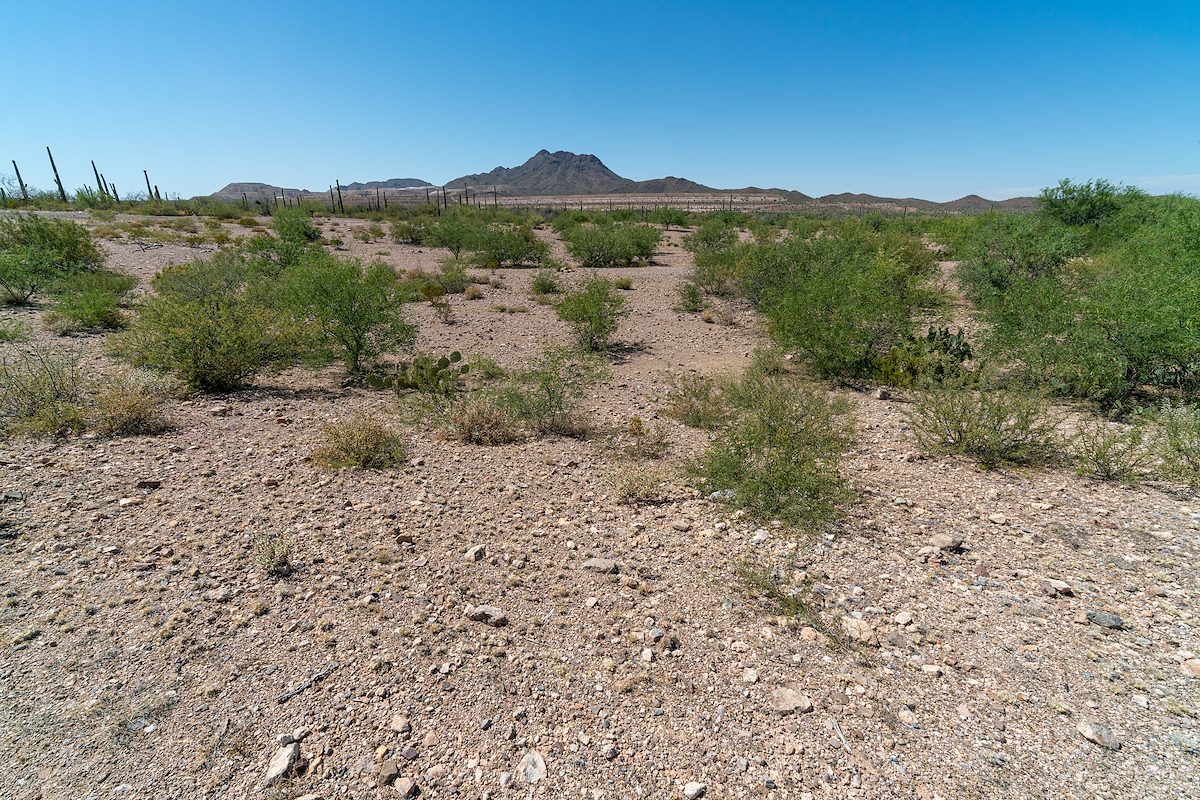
top-left (1, 216), bottom-right (1198, 800)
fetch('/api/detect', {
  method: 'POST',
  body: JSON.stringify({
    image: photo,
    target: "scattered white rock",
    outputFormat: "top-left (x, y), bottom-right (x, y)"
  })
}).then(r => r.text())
top-left (263, 742), bottom-right (299, 786)
top-left (1077, 720), bottom-right (1121, 750)
top-left (517, 749), bottom-right (546, 784)
top-left (769, 685), bottom-right (814, 715)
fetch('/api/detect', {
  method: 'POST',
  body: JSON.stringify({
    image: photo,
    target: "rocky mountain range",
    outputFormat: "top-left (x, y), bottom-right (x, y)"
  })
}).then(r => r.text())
top-left (209, 149), bottom-right (1035, 211)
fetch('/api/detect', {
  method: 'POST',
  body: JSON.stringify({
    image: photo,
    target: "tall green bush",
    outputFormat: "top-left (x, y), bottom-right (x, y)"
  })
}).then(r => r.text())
top-left (280, 254), bottom-right (416, 374)
top-left (556, 275), bottom-right (628, 351)
top-left (113, 253), bottom-right (300, 391)
top-left (0, 214), bottom-right (103, 303)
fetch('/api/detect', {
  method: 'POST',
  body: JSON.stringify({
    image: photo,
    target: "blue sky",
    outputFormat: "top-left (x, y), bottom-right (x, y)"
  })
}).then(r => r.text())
top-left (4, 1), bottom-right (1199, 201)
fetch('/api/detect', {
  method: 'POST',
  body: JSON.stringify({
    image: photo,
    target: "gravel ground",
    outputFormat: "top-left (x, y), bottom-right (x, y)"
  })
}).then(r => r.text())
top-left (1, 217), bottom-right (1197, 800)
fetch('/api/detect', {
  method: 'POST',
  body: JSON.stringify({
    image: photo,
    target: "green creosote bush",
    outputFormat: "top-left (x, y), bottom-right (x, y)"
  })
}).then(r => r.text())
top-left (955, 213), bottom-right (1085, 301)
top-left (391, 218), bottom-right (433, 246)
top-left (489, 347), bottom-right (606, 438)
top-left (555, 274), bottom-right (628, 351)
top-left (272, 207), bottom-right (321, 244)
top-left (690, 374), bottom-right (854, 529)
top-left (112, 252), bottom-right (302, 392)
top-left (425, 214), bottom-right (480, 258)
top-left (907, 387), bottom-right (1061, 468)
top-left (675, 281), bottom-right (706, 313)
top-left (279, 254), bottom-right (416, 375)
top-left (1070, 417), bottom-right (1152, 483)
top-left (311, 414), bottom-right (407, 469)
top-left (530, 267), bottom-right (563, 297)
top-left (0, 214), bottom-right (103, 304)
top-left (759, 224), bottom-right (938, 381)
top-left (469, 225), bottom-right (547, 269)
top-left (564, 223), bottom-right (660, 268)
top-left (45, 271), bottom-right (137, 335)
top-left (1038, 178), bottom-right (1145, 228)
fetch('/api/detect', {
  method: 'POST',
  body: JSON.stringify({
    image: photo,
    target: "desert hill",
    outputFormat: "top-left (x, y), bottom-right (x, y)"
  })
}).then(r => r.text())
top-left (208, 150), bottom-right (1035, 210)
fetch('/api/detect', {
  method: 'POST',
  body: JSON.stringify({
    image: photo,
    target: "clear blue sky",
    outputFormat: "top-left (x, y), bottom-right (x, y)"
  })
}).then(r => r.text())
top-left (5, 1), bottom-right (1198, 201)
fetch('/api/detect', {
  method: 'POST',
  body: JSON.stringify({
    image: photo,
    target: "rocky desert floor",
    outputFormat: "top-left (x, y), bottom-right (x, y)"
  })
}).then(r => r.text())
top-left (1, 216), bottom-right (1198, 800)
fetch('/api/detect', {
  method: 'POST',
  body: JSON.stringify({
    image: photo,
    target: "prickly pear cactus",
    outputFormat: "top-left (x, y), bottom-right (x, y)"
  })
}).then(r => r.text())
top-left (365, 352), bottom-right (469, 396)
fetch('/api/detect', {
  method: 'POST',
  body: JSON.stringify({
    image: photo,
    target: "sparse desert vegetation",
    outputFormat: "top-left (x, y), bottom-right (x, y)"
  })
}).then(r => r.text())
top-left (1, 178), bottom-right (1198, 800)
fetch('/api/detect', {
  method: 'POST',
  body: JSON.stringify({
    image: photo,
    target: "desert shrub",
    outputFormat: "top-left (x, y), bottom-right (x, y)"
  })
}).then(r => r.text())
top-left (426, 214), bottom-right (479, 257)
top-left (443, 393), bottom-right (524, 445)
top-left (530, 267), bottom-right (562, 297)
top-left (749, 346), bottom-right (789, 377)
top-left (311, 414), bottom-right (407, 469)
top-left (700, 306), bottom-right (734, 326)
top-left (0, 214), bottom-right (103, 303)
top-left (463, 284), bottom-right (484, 300)
top-left (692, 243), bottom-right (740, 295)
top-left (556, 275), bottom-right (628, 351)
top-left (614, 277), bottom-right (633, 290)
top-left (90, 370), bottom-right (175, 437)
top-left (908, 388), bottom-right (1061, 468)
top-left (465, 355), bottom-right (506, 385)
top-left (609, 463), bottom-right (670, 505)
top-left (252, 532), bottom-right (292, 577)
top-left (563, 223), bottom-right (660, 268)
top-left (492, 347), bottom-right (606, 437)
top-left (663, 374), bottom-right (725, 429)
top-left (391, 218), bottom-right (433, 245)
top-left (45, 288), bottom-right (125, 335)
top-left (0, 320), bottom-right (30, 342)
top-left (272, 207), bottom-right (321, 243)
top-left (1038, 178), bottom-right (1145, 228)
top-left (979, 196), bottom-right (1200, 407)
top-left (279, 254), bottom-right (416, 374)
top-left (236, 216), bottom-right (261, 228)
top-left (1155, 403), bottom-right (1200, 487)
top-left (469, 225), bottom-right (547, 268)
top-left (113, 252), bottom-right (301, 391)
top-left (683, 221), bottom-right (738, 254)
top-left (0, 347), bottom-right (88, 435)
top-left (649, 207), bottom-right (688, 230)
top-left (622, 415), bottom-right (670, 459)
top-left (874, 327), bottom-right (973, 388)
top-left (753, 223), bottom-right (938, 380)
top-left (691, 375), bottom-right (853, 529)
top-left (675, 281), bottom-right (705, 312)
top-left (1070, 418), bottom-right (1152, 483)
top-left (955, 213), bottom-right (1085, 300)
